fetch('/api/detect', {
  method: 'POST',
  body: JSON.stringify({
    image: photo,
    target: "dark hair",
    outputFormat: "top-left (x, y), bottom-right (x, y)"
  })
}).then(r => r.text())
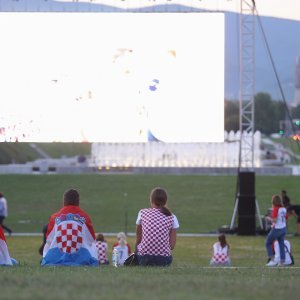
top-left (218, 234), bottom-right (229, 249)
top-left (63, 189), bottom-right (80, 206)
top-left (96, 233), bottom-right (105, 242)
top-left (0, 192), bottom-right (3, 197)
top-left (272, 194), bottom-right (282, 207)
top-left (150, 187), bottom-right (172, 216)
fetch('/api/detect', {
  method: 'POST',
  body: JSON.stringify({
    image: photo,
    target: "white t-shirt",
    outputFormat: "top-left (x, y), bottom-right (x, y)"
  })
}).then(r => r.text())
top-left (274, 240), bottom-right (292, 265)
top-left (210, 242), bottom-right (230, 265)
top-left (0, 197), bottom-right (8, 217)
top-left (113, 244), bottom-right (130, 265)
top-left (136, 210), bottom-right (179, 229)
top-left (273, 207), bottom-right (287, 229)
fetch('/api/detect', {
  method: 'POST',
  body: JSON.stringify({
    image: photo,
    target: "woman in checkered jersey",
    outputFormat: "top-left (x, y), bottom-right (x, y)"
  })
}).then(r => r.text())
top-left (135, 187), bottom-right (180, 266)
top-left (210, 234), bottom-right (231, 267)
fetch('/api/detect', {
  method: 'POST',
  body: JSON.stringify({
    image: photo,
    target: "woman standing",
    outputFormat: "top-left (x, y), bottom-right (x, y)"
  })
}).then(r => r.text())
top-left (265, 195), bottom-right (287, 267)
top-left (135, 187), bottom-right (179, 266)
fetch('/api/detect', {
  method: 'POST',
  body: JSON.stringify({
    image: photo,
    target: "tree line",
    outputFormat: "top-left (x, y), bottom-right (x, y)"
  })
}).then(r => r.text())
top-left (225, 92), bottom-right (300, 135)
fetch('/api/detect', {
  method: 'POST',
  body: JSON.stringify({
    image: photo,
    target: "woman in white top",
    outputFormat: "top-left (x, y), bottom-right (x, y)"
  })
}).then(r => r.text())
top-left (210, 234), bottom-right (231, 266)
top-left (265, 195), bottom-right (287, 267)
top-left (135, 187), bottom-right (179, 266)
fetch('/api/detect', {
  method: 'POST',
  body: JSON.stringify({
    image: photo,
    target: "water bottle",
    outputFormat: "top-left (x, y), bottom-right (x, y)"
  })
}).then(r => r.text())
top-left (112, 248), bottom-right (118, 267)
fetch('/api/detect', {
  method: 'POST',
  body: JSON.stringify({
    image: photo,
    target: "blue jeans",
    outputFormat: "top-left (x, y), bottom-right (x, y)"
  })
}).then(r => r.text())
top-left (137, 254), bottom-right (172, 266)
top-left (265, 227), bottom-right (286, 262)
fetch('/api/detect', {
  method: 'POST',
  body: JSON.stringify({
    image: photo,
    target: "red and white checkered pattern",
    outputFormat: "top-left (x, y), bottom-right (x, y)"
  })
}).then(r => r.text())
top-left (138, 208), bottom-right (174, 256)
top-left (212, 253), bottom-right (229, 264)
top-left (56, 222), bottom-right (83, 254)
top-left (95, 241), bottom-right (109, 264)
top-left (211, 242), bottom-right (230, 264)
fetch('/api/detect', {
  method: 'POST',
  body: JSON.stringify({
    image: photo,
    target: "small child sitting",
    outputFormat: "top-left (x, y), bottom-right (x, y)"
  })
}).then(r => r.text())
top-left (210, 234), bottom-right (231, 267)
top-left (112, 232), bottom-right (131, 266)
top-left (95, 233), bottom-right (109, 265)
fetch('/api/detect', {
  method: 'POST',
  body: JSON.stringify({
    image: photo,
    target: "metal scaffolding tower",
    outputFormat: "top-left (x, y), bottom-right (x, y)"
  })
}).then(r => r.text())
top-left (230, 0), bottom-right (263, 233)
top-left (239, 0), bottom-right (255, 169)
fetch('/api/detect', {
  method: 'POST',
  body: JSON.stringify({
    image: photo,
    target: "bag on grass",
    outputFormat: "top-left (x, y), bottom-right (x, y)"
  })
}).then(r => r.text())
top-left (124, 252), bottom-right (139, 266)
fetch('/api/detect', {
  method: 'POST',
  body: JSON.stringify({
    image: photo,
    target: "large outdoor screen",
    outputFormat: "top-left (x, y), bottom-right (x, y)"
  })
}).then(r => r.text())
top-left (0, 12), bottom-right (224, 143)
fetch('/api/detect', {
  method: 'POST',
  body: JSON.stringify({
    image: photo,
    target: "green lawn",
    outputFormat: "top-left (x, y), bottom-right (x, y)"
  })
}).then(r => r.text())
top-left (1, 235), bottom-right (300, 300)
top-left (1, 174), bottom-right (299, 234)
top-left (0, 142), bottom-right (91, 164)
top-left (0, 143), bottom-right (40, 164)
top-left (1, 174), bottom-right (300, 300)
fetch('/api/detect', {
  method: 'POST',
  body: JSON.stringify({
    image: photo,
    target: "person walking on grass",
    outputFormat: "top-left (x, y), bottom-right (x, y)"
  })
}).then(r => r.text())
top-left (41, 188), bottom-right (99, 266)
top-left (265, 195), bottom-right (287, 267)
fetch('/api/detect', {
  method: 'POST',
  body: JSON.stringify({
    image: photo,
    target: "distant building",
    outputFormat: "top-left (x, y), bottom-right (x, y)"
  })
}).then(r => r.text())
top-left (294, 56), bottom-right (300, 106)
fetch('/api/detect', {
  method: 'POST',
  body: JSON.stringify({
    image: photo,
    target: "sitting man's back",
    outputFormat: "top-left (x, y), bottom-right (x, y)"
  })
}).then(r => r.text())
top-left (41, 189), bottom-right (98, 266)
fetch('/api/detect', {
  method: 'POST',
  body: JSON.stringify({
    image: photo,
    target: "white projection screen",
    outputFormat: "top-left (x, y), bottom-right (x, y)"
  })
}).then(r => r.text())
top-left (0, 13), bottom-right (224, 143)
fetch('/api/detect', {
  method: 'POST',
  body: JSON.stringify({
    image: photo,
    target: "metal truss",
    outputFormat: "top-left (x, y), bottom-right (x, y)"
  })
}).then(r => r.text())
top-left (238, 0), bottom-right (255, 169)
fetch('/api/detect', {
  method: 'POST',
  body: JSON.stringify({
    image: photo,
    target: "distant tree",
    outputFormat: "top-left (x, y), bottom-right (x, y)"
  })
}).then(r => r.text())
top-left (254, 93), bottom-right (277, 134)
top-left (292, 104), bottom-right (300, 119)
top-left (272, 100), bottom-right (287, 133)
top-left (224, 100), bottom-right (239, 132)
top-left (225, 94), bottom-right (289, 135)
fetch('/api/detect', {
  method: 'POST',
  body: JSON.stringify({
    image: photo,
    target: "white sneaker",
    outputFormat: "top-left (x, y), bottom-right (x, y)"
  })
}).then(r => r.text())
top-left (266, 260), bottom-right (278, 267)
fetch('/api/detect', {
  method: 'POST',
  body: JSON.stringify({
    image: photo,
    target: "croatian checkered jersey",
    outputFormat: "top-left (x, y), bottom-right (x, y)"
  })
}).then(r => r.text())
top-left (0, 225), bottom-right (13, 266)
top-left (211, 242), bottom-right (230, 265)
top-left (136, 208), bottom-right (179, 256)
top-left (95, 241), bottom-right (109, 264)
top-left (41, 206), bottom-right (98, 266)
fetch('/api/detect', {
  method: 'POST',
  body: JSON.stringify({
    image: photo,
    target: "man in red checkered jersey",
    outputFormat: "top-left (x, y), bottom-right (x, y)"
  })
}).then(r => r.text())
top-left (41, 189), bottom-right (99, 266)
top-left (135, 187), bottom-right (179, 266)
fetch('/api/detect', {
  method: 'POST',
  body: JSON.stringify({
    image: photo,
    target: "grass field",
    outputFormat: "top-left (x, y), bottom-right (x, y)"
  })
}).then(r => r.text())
top-left (1, 174), bottom-right (300, 299)
top-left (1, 174), bottom-right (299, 234)
top-left (1, 235), bottom-right (300, 300)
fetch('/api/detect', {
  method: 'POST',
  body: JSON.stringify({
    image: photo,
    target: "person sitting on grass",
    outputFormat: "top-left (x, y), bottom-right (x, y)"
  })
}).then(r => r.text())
top-left (135, 187), bottom-right (179, 267)
top-left (210, 234), bottom-right (231, 267)
top-left (0, 225), bottom-right (18, 266)
top-left (273, 239), bottom-right (294, 266)
top-left (95, 233), bottom-right (109, 265)
top-left (112, 232), bottom-right (131, 266)
top-left (41, 188), bottom-right (99, 266)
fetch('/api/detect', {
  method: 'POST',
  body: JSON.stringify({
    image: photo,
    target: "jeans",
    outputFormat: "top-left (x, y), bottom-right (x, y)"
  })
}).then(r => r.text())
top-left (265, 227), bottom-right (286, 262)
top-left (137, 254), bottom-right (172, 266)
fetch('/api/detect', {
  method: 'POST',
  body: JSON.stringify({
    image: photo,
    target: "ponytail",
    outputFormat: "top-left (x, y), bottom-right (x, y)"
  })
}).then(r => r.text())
top-left (159, 206), bottom-right (172, 217)
top-left (150, 187), bottom-right (172, 216)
